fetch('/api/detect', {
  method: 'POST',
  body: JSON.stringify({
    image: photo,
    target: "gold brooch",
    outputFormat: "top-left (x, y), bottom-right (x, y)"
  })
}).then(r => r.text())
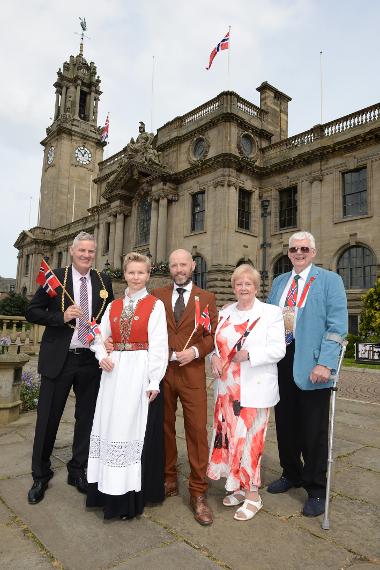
top-left (134, 316), bottom-right (139, 320)
top-left (100, 289), bottom-right (109, 299)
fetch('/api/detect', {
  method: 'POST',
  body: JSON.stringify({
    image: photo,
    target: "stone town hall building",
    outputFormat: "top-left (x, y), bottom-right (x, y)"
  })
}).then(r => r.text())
top-left (14, 43), bottom-right (380, 334)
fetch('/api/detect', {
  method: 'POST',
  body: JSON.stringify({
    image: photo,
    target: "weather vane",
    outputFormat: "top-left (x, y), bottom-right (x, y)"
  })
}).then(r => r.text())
top-left (75, 17), bottom-right (90, 54)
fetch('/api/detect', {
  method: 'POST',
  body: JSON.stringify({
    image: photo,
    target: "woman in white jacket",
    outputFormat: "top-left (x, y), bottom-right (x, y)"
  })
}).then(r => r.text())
top-left (207, 264), bottom-right (285, 521)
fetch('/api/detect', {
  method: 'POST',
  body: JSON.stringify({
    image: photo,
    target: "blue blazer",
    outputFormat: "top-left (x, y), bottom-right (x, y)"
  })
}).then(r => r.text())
top-left (268, 264), bottom-right (348, 391)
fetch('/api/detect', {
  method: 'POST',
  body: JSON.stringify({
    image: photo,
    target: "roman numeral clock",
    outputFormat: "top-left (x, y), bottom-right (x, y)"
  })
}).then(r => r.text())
top-left (75, 145), bottom-right (92, 165)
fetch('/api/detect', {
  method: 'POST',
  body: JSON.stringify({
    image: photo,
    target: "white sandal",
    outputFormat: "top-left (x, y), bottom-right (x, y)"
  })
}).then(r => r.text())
top-left (223, 490), bottom-right (246, 507)
top-left (233, 497), bottom-right (262, 521)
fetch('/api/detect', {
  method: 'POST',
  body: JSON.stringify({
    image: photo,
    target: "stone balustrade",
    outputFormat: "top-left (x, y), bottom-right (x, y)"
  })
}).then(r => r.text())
top-left (0, 315), bottom-right (42, 354)
top-left (263, 101), bottom-right (380, 159)
top-left (159, 91), bottom-right (265, 137)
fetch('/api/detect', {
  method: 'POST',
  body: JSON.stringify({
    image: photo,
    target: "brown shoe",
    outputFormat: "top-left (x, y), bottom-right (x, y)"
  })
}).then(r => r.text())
top-left (190, 495), bottom-right (213, 526)
top-left (164, 480), bottom-right (179, 497)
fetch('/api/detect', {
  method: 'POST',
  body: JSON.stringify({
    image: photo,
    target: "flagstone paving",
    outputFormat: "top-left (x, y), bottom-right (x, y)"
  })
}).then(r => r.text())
top-left (0, 367), bottom-right (379, 569)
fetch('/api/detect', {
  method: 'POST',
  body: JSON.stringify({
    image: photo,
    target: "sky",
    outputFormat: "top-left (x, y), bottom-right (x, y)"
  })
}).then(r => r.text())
top-left (1, 0), bottom-right (379, 278)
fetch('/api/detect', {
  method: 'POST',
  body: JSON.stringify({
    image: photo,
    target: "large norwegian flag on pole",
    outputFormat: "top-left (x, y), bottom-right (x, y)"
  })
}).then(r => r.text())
top-left (36, 259), bottom-right (61, 297)
top-left (206, 30), bottom-right (230, 70)
top-left (100, 113), bottom-right (110, 142)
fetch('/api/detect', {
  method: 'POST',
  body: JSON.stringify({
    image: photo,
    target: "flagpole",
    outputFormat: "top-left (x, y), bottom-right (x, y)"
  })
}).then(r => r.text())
top-left (320, 50), bottom-right (323, 124)
top-left (227, 25), bottom-right (231, 90)
top-left (150, 55), bottom-right (155, 132)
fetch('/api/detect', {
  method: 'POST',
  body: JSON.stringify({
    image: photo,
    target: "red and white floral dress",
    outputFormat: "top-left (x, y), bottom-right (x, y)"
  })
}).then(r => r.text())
top-left (207, 315), bottom-right (270, 492)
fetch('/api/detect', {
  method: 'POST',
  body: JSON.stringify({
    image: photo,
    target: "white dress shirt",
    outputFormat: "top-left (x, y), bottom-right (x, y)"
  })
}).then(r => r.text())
top-left (170, 281), bottom-right (199, 359)
top-left (279, 264), bottom-right (312, 333)
top-left (69, 266), bottom-right (92, 349)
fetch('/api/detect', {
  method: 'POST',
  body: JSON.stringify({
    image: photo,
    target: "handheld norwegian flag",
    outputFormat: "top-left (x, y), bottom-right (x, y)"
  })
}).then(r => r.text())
top-left (87, 319), bottom-right (101, 344)
top-left (206, 31), bottom-right (230, 70)
top-left (100, 113), bottom-right (109, 142)
top-left (36, 259), bottom-right (60, 298)
top-left (194, 296), bottom-right (211, 332)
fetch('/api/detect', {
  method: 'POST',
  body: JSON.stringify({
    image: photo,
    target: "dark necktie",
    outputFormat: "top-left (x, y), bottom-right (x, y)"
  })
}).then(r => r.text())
top-left (174, 288), bottom-right (186, 324)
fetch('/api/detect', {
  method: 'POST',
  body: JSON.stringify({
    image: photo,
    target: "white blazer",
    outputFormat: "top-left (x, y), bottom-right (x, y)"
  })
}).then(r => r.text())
top-left (215, 298), bottom-right (286, 408)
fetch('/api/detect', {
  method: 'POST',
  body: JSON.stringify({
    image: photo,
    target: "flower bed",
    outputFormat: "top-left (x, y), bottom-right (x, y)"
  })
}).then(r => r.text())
top-left (20, 369), bottom-right (40, 412)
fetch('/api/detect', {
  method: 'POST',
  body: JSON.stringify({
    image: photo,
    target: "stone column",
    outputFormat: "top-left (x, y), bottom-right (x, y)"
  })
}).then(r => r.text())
top-left (75, 81), bottom-right (81, 118)
top-left (89, 89), bottom-right (95, 123)
top-left (108, 215), bottom-right (116, 267)
top-left (60, 85), bottom-right (67, 116)
top-left (156, 197), bottom-right (168, 262)
top-left (94, 96), bottom-right (99, 123)
top-left (54, 90), bottom-right (60, 120)
top-left (149, 199), bottom-right (159, 262)
top-left (113, 212), bottom-right (125, 269)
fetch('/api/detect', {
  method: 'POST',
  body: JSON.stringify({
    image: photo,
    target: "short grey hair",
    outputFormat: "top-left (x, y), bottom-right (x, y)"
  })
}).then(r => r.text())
top-left (72, 231), bottom-right (97, 249)
top-left (289, 231), bottom-right (316, 250)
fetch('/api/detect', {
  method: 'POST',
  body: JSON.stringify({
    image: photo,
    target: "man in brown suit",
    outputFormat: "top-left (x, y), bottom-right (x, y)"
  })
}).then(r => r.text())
top-left (152, 249), bottom-right (217, 526)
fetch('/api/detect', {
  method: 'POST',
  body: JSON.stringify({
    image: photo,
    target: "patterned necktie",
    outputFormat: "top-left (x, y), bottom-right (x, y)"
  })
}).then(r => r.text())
top-left (285, 274), bottom-right (300, 307)
top-left (174, 288), bottom-right (186, 324)
top-left (78, 276), bottom-right (90, 346)
top-left (284, 274), bottom-right (300, 345)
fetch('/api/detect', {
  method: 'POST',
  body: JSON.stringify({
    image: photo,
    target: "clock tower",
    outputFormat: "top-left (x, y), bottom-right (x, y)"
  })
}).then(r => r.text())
top-left (38, 41), bottom-right (104, 228)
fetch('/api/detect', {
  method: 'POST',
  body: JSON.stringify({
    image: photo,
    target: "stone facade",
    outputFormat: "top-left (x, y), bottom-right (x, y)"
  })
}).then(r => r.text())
top-left (14, 49), bottom-right (380, 333)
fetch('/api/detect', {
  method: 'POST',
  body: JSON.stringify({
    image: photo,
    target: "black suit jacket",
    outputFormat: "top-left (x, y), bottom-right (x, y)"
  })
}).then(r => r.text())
top-left (26, 266), bottom-right (114, 379)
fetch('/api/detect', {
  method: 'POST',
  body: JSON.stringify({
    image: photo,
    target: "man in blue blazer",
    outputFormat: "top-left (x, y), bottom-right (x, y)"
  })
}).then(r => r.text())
top-left (267, 231), bottom-right (347, 516)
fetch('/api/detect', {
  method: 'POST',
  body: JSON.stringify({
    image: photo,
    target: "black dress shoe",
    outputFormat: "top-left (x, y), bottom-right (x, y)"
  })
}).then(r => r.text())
top-left (28, 481), bottom-right (48, 504)
top-left (67, 473), bottom-right (88, 494)
top-left (303, 497), bottom-right (325, 517)
top-left (267, 476), bottom-right (302, 494)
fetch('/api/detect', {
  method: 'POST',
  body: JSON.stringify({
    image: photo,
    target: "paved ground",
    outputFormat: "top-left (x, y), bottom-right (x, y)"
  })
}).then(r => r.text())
top-left (0, 365), bottom-right (379, 569)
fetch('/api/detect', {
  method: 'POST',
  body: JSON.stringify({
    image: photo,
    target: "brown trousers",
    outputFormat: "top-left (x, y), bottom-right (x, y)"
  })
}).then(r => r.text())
top-left (163, 361), bottom-right (209, 496)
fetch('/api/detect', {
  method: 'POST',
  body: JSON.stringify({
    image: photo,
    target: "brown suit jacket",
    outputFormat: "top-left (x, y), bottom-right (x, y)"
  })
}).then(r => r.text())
top-left (152, 284), bottom-right (218, 387)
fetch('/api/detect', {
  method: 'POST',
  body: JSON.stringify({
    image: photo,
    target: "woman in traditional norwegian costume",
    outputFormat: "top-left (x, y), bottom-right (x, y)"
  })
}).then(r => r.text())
top-left (86, 252), bottom-right (168, 519)
top-left (207, 264), bottom-right (285, 521)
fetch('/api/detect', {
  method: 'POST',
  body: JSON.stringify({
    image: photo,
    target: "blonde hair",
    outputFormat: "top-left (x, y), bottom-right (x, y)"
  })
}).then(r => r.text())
top-left (231, 264), bottom-right (261, 289)
top-left (123, 252), bottom-right (151, 272)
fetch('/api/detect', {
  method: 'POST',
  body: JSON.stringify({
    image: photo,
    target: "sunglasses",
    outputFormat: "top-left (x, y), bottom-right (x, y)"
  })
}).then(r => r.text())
top-left (288, 246), bottom-right (311, 254)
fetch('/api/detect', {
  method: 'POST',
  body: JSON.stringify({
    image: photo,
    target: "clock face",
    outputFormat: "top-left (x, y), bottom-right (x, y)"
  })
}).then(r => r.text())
top-left (47, 146), bottom-right (55, 165)
top-left (75, 146), bottom-right (92, 165)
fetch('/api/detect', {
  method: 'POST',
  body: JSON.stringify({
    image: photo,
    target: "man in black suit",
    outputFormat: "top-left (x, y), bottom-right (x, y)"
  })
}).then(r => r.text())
top-left (26, 231), bottom-right (113, 504)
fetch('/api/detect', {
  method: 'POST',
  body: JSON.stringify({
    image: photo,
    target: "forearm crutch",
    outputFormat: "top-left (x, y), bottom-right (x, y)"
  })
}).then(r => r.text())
top-left (322, 337), bottom-right (347, 531)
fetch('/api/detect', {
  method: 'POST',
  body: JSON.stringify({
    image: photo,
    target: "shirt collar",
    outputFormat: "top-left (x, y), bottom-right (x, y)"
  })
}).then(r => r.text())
top-left (125, 287), bottom-right (147, 302)
top-left (174, 281), bottom-right (193, 293)
top-left (291, 264), bottom-right (312, 282)
top-left (72, 265), bottom-right (91, 282)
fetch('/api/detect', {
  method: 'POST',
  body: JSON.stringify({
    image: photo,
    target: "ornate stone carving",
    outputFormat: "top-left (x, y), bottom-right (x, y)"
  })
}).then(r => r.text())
top-left (125, 122), bottom-right (162, 165)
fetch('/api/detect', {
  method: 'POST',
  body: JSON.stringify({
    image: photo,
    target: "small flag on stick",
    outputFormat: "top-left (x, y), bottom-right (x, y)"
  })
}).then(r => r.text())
top-left (206, 31), bottom-right (230, 70)
top-left (36, 259), bottom-right (61, 298)
top-left (87, 319), bottom-right (101, 343)
top-left (195, 297), bottom-right (211, 332)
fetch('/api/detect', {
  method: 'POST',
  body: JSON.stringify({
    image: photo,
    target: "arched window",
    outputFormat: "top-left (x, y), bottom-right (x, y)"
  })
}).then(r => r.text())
top-left (21, 286), bottom-right (28, 297)
top-left (136, 196), bottom-right (151, 246)
top-left (337, 246), bottom-right (377, 289)
top-left (192, 255), bottom-right (207, 289)
top-left (236, 258), bottom-right (254, 267)
top-left (273, 255), bottom-right (292, 279)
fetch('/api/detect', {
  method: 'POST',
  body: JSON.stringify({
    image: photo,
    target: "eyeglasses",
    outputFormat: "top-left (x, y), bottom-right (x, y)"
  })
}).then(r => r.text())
top-left (288, 246), bottom-right (311, 254)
